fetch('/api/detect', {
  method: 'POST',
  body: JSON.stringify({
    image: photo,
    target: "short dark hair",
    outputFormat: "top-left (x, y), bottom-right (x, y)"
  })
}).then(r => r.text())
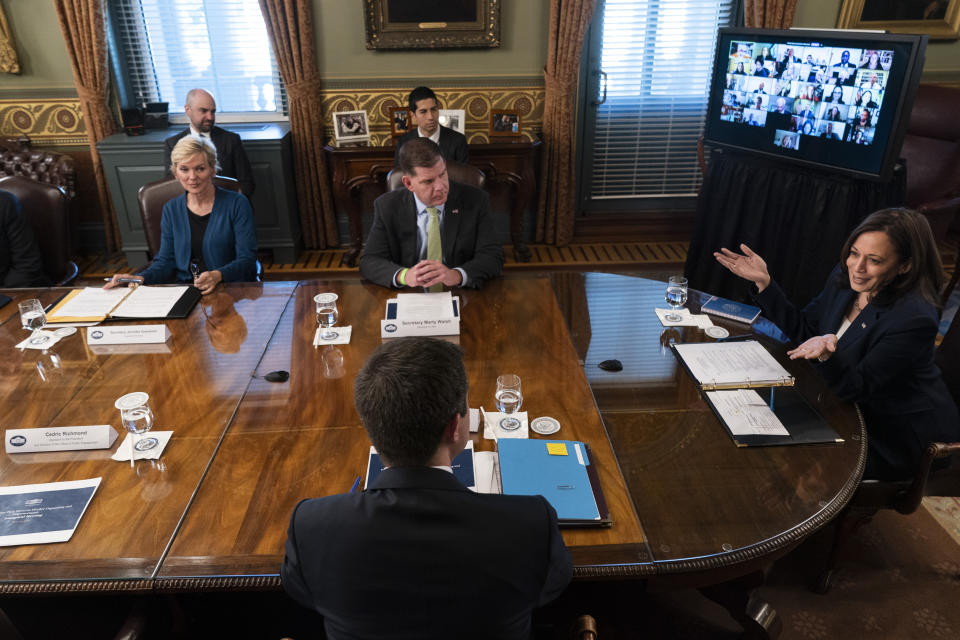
top-left (838, 208), bottom-right (943, 307)
top-left (398, 137), bottom-right (443, 176)
top-left (408, 86), bottom-right (438, 113)
top-left (354, 337), bottom-right (468, 467)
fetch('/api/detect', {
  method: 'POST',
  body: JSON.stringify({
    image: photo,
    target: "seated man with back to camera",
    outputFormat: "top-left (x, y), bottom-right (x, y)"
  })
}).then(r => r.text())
top-left (393, 86), bottom-right (469, 166)
top-left (360, 137), bottom-right (503, 290)
top-left (0, 189), bottom-right (49, 288)
top-left (281, 336), bottom-right (573, 640)
top-left (106, 135), bottom-right (257, 295)
top-left (163, 88), bottom-right (255, 197)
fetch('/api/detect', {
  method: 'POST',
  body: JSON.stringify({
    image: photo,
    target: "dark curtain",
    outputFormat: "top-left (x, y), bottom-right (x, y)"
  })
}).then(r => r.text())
top-left (685, 151), bottom-right (906, 307)
top-left (54, 0), bottom-right (121, 250)
top-left (537, 0), bottom-right (597, 246)
top-left (258, 0), bottom-right (338, 249)
top-left (744, 0), bottom-right (798, 28)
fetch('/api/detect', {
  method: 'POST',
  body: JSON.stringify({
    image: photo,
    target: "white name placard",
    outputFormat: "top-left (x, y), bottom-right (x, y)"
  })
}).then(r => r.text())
top-left (85, 324), bottom-right (170, 345)
top-left (381, 315), bottom-right (461, 338)
top-left (5, 425), bottom-right (119, 453)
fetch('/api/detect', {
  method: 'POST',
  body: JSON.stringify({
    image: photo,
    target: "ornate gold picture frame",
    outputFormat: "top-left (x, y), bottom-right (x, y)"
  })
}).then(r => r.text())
top-left (837, 0), bottom-right (960, 40)
top-left (364, 0), bottom-right (501, 50)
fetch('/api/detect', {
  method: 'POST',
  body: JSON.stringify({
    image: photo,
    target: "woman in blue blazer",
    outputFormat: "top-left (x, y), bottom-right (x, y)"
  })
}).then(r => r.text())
top-left (715, 208), bottom-right (959, 480)
top-left (106, 135), bottom-right (257, 295)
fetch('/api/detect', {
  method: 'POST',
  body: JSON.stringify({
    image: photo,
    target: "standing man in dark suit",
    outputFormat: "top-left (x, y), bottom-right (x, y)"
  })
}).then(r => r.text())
top-left (0, 190), bottom-right (49, 288)
top-left (163, 89), bottom-right (255, 197)
top-left (281, 337), bottom-right (573, 640)
top-left (393, 86), bottom-right (469, 166)
top-left (362, 138), bottom-right (502, 289)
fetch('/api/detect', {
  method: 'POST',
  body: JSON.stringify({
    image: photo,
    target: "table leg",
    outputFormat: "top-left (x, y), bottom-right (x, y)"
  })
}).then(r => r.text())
top-left (698, 570), bottom-right (782, 640)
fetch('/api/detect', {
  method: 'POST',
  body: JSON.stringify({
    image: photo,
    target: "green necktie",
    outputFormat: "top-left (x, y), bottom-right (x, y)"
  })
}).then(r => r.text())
top-left (426, 207), bottom-right (443, 291)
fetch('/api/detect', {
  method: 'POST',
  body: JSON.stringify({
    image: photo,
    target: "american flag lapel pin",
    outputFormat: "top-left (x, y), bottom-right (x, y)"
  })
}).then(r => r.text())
top-left (451, 209), bottom-right (459, 215)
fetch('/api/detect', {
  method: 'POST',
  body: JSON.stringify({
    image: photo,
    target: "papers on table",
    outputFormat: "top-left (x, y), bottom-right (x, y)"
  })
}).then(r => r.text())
top-left (111, 285), bottom-right (187, 318)
top-left (47, 287), bottom-right (129, 322)
top-left (655, 307), bottom-right (714, 329)
top-left (672, 340), bottom-right (794, 389)
top-left (395, 291), bottom-right (456, 319)
top-left (705, 389), bottom-right (789, 436)
top-left (0, 478), bottom-right (101, 546)
top-left (473, 451), bottom-right (501, 494)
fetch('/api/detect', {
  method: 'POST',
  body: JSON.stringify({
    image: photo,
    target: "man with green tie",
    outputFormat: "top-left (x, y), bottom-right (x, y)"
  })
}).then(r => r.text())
top-left (360, 138), bottom-right (503, 290)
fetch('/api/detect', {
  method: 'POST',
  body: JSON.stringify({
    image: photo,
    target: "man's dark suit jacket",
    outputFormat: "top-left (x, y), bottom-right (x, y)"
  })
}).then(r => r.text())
top-left (394, 125), bottom-right (469, 166)
top-left (281, 466), bottom-right (573, 640)
top-left (0, 190), bottom-right (49, 288)
top-left (359, 181), bottom-right (503, 289)
top-left (164, 126), bottom-right (255, 197)
top-left (755, 267), bottom-right (960, 480)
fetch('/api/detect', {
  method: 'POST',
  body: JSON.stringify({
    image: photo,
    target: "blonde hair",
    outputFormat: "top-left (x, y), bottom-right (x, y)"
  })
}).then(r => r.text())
top-left (170, 135), bottom-right (220, 173)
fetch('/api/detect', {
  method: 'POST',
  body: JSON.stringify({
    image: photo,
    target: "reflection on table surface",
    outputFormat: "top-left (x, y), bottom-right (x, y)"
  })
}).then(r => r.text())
top-left (0, 273), bottom-right (863, 592)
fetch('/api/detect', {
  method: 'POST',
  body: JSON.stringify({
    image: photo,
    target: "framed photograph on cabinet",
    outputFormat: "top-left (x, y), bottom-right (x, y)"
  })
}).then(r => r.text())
top-left (439, 109), bottom-right (465, 135)
top-left (333, 110), bottom-right (370, 143)
top-left (391, 107), bottom-right (410, 137)
top-left (489, 109), bottom-right (520, 138)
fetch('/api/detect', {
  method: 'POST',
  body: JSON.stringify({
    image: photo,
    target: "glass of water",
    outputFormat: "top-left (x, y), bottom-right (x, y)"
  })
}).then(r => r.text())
top-left (19, 299), bottom-right (51, 347)
top-left (314, 293), bottom-right (340, 341)
top-left (495, 374), bottom-right (523, 431)
top-left (664, 275), bottom-right (688, 323)
top-left (115, 392), bottom-right (156, 467)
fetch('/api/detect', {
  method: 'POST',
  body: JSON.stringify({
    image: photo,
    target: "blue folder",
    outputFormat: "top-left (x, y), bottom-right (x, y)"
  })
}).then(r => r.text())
top-left (497, 439), bottom-right (611, 527)
top-left (365, 441), bottom-right (476, 490)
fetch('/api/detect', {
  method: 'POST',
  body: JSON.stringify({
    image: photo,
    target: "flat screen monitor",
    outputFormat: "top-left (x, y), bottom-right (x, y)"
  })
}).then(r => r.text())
top-left (703, 28), bottom-right (928, 180)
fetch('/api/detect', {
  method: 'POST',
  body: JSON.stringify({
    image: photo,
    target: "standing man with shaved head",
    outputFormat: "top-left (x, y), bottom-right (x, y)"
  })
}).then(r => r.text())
top-left (164, 88), bottom-right (255, 197)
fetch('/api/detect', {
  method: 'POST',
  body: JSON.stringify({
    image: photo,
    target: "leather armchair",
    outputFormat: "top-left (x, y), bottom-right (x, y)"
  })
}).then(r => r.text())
top-left (137, 176), bottom-right (242, 258)
top-left (0, 175), bottom-right (77, 286)
top-left (386, 161), bottom-right (485, 192)
top-left (899, 84), bottom-right (960, 305)
top-left (0, 135), bottom-right (76, 199)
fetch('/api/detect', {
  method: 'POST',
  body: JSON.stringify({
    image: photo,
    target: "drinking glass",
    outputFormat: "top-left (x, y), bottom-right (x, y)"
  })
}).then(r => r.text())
top-left (495, 374), bottom-right (523, 431)
top-left (19, 299), bottom-right (51, 347)
top-left (314, 293), bottom-right (340, 341)
top-left (115, 392), bottom-right (156, 467)
top-left (663, 276), bottom-right (688, 323)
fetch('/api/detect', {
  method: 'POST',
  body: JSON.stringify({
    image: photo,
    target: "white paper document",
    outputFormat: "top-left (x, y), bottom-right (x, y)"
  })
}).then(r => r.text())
top-left (111, 286), bottom-right (187, 318)
top-left (395, 292), bottom-right (454, 319)
top-left (655, 308), bottom-right (714, 328)
top-left (707, 389), bottom-right (789, 436)
top-left (47, 287), bottom-right (128, 320)
top-left (673, 340), bottom-right (793, 389)
top-left (473, 451), bottom-right (502, 494)
top-left (0, 478), bottom-right (101, 546)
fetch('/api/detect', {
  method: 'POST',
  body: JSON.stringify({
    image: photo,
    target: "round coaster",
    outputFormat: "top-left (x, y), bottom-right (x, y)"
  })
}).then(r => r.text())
top-left (531, 416), bottom-right (561, 435)
top-left (705, 326), bottom-right (729, 339)
top-left (313, 293), bottom-right (338, 304)
top-left (115, 391), bottom-right (149, 411)
top-left (53, 327), bottom-right (77, 338)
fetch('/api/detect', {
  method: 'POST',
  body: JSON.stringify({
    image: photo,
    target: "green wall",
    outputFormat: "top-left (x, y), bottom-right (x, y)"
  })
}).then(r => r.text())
top-left (313, 0), bottom-right (550, 83)
top-left (794, 0), bottom-right (960, 82)
top-left (0, 0), bottom-right (74, 94)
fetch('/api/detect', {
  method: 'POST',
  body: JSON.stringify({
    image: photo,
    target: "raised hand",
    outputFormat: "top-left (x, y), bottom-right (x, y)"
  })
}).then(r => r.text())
top-left (713, 244), bottom-right (771, 292)
top-left (787, 334), bottom-right (838, 361)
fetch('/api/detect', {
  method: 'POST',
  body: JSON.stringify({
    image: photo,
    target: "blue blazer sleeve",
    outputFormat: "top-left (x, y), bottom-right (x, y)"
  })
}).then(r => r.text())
top-left (207, 189), bottom-right (257, 282)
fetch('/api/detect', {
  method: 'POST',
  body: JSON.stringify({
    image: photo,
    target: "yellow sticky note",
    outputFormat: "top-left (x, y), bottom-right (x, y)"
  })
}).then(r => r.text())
top-left (546, 442), bottom-right (568, 456)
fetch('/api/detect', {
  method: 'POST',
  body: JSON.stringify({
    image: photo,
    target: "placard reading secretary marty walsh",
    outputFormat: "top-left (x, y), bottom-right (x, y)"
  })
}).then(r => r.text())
top-left (359, 138), bottom-right (503, 289)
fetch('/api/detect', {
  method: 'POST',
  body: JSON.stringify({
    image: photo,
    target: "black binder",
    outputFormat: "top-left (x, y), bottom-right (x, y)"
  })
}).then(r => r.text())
top-left (704, 386), bottom-right (844, 447)
top-left (108, 285), bottom-right (202, 320)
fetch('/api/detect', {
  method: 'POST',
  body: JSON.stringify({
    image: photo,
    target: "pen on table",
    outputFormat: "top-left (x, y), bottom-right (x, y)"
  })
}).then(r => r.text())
top-left (103, 277), bottom-right (141, 284)
top-left (349, 475), bottom-right (361, 493)
top-left (43, 292), bottom-right (68, 313)
top-left (718, 334), bottom-right (753, 342)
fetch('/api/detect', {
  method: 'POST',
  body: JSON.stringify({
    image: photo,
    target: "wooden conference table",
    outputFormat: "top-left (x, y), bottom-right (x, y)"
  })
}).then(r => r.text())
top-left (0, 275), bottom-right (863, 614)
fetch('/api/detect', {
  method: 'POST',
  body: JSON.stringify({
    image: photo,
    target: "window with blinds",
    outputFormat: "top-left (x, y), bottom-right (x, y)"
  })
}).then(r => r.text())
top-left (583, 0), bottom-right (735, 202)
top-left (109, 0), bottom-right (286, 117)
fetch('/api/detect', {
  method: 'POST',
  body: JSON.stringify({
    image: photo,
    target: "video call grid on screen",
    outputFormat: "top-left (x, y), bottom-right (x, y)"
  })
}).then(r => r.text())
top-left (720, 41), bottom-right (891, 148)
top-left (704, 29), bottom-right (926, 180)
